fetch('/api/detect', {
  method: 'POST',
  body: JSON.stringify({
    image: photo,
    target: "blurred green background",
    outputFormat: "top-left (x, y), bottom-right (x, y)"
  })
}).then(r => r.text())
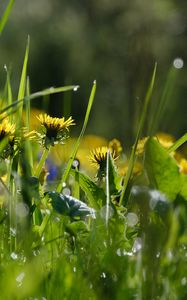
top-left (0, 0), bottom-right (187, 145)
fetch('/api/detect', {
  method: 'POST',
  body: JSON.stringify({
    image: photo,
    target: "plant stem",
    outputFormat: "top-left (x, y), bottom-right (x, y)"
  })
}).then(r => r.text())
top-left (35, 147), bottom-right (50, 178)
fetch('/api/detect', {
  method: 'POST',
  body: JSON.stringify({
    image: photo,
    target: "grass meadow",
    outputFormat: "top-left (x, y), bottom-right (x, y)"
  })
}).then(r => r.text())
top-left (1, 2), bottom-right (187, 300)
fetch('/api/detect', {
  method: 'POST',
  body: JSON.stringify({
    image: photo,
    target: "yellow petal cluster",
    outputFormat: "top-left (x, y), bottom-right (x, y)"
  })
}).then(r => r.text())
top-left (89, 146), bottom-right (118, 167)
top-left (37, 114), bottom-right (75, 131)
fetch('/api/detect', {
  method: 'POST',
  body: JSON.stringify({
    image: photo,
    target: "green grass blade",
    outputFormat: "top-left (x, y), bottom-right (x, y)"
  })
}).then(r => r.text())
top-left (56, 80), bottom-right (96, 193)
top-left (105, 150), bottom-right (110, 227)
top-left (24, 77), bottom-right (33, 170)
top-left (0, 85), bottom-right (79, 118)
top-left (5, 66), bottom-right (13, 107)
top-left (168, 133), bottom-right (187, 154)
top-left (119, 63), bottom-right (157, 206)
top-left (0, 0), bottom-right (15, 35)
top-left (17, 36), bottom-right (30, 120)
top-left (149, 65), bottom-right (177, 135)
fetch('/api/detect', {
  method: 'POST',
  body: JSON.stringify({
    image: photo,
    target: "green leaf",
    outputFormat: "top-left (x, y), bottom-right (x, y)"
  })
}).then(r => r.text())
top-left (65, 221), bottom-right (88, 236)
top-left (145, 138), bottom-right (180, 201)
top-left (46, 191), bottom-right (96, 218)
top-left (70, 169), bottom-right (106, 208)
top-left (180, 174), bottom-right (187, 200)
top-left (0, 0), bottom-right (15, 35)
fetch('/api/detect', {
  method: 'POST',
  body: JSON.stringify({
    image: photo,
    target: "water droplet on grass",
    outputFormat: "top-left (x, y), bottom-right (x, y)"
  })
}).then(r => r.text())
top-left (62, 182), bottom-right (66, 188)
top-left (100, 205), bottom-right (114, 219)
top-left (62, 187), bottom-right (71, 196)
top-left (100, 272), bottom-right (106, 278)
top-left (132, 238), bottom-right (142, 253)
top-left (181, 277), bottom-right (187, 286)
top-left (10, 227), bottom-right (17, 237)
top-left (173, 57), bottom-right (184, 69)
top-left (11, 252), bottom-right (18, 260)
top-left (73, 85), bottom-right (79, 92)
top-left (126, 212), bottom-right (138, 227)
top-left (16, 272), bottom-right (25, 287)
top-left (16, 203), bottom-right (29, 218)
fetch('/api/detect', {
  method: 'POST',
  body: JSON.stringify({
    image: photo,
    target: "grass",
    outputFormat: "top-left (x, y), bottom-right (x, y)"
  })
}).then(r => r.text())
top-left (0, 19), bottom-right (187, 300)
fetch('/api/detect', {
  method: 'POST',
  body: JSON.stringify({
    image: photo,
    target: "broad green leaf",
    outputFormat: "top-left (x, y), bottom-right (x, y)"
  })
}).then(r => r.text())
top-left (65, 221), bottom-right (88, 236)
top-left (180, 174), bottom-right (187, 200)
top-left (145, 138), bottom-right (180, 201)
top-left (46, 191), bottom-right (96, 218)
top-left (70, 169), bottom-right (106, 208)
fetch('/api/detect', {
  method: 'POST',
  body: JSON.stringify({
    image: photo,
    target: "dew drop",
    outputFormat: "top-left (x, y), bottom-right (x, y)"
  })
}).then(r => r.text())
top-left (123, 250), bottom-right (134, 257)
top-left (116, 248), bottom-right (122, 256)
top-left (16, 272), bottom-right (25, 287)
top-left (62, 182), bottom-right (66, 188)
top-left (126, 212), bottom-right (139, 227)
top-left (72, 159), bottom-right (80, 169)
top-left (181, 277), bottom-right (187, 286)
top-left (16, 203), bottom-right (29, 218)
top-left (33, 249), bottom-right (40, 257)
top-left (73, 85), bottom-right (79, 92)
top-left (100, 205), bottom-right (114, 219)
top-left (173, 57), bottom-right (184, 69)
top-left (11, 252), bottom-right (18, 260)
top-left (49, 87), bottom-right (54, 92)
top-left (100, 272), bottom-right (106, 278)
top-left (132, 237), bottom-right (142, 253)
top-left (62, 187), bottom-right (71, 196)
top-left (10, 227), bottom-right (17, 237)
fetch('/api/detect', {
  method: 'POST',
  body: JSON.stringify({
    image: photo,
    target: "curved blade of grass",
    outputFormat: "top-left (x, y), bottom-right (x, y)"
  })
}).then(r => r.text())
top-left (0, 0), bottom-right (15, 35)
top-left (119, 63), bottom-right (157, 207)
top-left (0, 85), bottom-right (79, 118)
top-left (149, 65), bottom-right (177, 135)
top-left (4, 66), bottom-right (13, 107)
top-left (17, 36), bottom-right (30, 120)
top-left (105, 150), bottom-right (110, 227)
top-left (168, 133), bottom-right (187, 154)
top-left (56, 80), bottom-right (96, 193)
top-left (24, 77), bottom-right (33, 170)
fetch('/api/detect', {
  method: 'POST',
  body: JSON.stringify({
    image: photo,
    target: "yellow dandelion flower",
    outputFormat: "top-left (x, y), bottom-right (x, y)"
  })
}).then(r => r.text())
top-left (156, 132), bottom-right (175, 149)
top-left (178, 158), bottom-right (187, 174)
top-left (89, 146), bottom-right (118, 167)
top-left (89, 146), bottom-right (119, 179)
top-left (36, 113), bottom-right (75, 148)
top-left (0, 119), bottom-right (15, 139)
top-left (118, 161), bottom-right (143, 177)
top-left (0, 119), bottom-right (17, 159)
top-left (136, 137), bottom-right (148, 155)
top-left (136, 133), bottom-right (175, 155)
top-left (109, 139), bottom-right (123, 156)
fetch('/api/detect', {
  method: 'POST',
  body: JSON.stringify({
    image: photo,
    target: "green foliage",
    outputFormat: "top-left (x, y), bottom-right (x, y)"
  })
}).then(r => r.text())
top-left (145, 137), bottom-right (181, 200)
top-left (0, 33), bottom-right (187, 300)
top-left (0, 0), bottom-right (14, 35)
top-left (70, 169), bottom-right (106, 208)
